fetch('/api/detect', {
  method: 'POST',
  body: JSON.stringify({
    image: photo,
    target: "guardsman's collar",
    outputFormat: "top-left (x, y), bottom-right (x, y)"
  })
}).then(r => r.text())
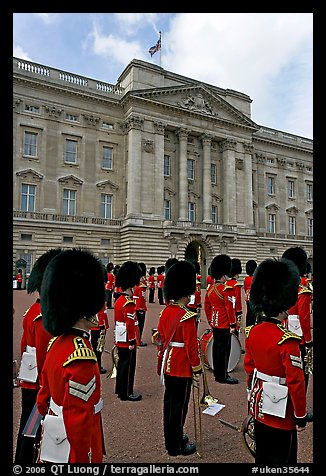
top-left (70, 327), bottom-right (90, 339)
top-left (262, 316), bottom-right (282, 325)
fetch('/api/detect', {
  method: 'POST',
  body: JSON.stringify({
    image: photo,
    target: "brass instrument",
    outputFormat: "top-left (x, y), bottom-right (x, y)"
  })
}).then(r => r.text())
top-left (107, 345), bottom-right (119, 379)
top-left (304, 346), bottom-right (313, 375)
top-left (96, 330), bottom-right (106, 353)
top-left (219, 415), bottom-right (256, 458)
top-left (192, 338), bottom-right (220, 457)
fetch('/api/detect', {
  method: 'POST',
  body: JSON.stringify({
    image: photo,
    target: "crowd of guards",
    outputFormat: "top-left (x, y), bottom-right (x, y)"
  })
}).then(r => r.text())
top-left (14, 246), bottom-right (313, 464)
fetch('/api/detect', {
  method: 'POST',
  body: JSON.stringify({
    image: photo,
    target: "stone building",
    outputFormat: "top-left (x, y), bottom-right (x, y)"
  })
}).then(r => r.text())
top-left (13, 57), bottom-right (313, 282)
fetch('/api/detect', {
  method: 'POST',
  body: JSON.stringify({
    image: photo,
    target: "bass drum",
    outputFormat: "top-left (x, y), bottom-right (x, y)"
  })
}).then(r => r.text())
top-left (199, 329), bottom-right (242, 372)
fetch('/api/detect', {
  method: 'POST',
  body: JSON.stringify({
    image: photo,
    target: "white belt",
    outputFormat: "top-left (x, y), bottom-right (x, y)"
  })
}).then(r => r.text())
top-left (256, 370), bottom-right (286, 385)
top-left (160, 342), bottom-right (185, 384)
top-left (50, 397), bottom-right (103, 415)
top-left (26, 345), bottom-right (36, 354)
top-left (169, 341), bottom-right (185, 347)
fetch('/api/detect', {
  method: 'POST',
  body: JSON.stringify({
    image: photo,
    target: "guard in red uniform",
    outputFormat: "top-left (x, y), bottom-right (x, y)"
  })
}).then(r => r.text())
top-left (204, 254), bottom-right (238, 384)
top-left (187, 261), bottom-right (202, 326)
top-left (36, 248), bottom-right (106, 463)
top-left (244, 258), bottom-right (307, 465)
top-left (90, 302), bottom-right (109, 374)
top-left (156, 266), bottom-right (165, 305)
top-left (112, 264), bottom-right (122, 302)
top-left (243, 259), bottom-right (257, 327)
top-left (16, 268), bottom-right (23, 289)
top-left (15, 248), bottom-right (62, 464)
top-left (133, 262), bottom-right (148, 346)
top-left (157, 260), bottom-right (202, 456)
top-left (105, 262), bottom-right (114, 308)
top-left (206, 265), bottom-right (214, 289)
top-left (226, 258), bottom-right (243, 333)
top-left (114, 261), bottom-right (142, 401)
top-left (148, 266), bottom-right (156, 303)
top-left (281, 247), bottom-right (313, 421)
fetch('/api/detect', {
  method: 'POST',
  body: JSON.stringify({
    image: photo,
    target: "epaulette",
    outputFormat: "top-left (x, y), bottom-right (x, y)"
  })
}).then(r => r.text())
top-left (63, 337), bottom-right (97, 367)
top-left (23, 307), bottom-right (31, 317)
top-left (180, 309), bottom-right (197, 322)
top-left (207, 284), bottom-right (224, 300)
top-left (123, 296), bottom-right (134, 307)
top-left (244, 325), bottom-right (254, 338)
top-left (277, 324), bottom-right (301, 345)
top-left (223, 284), bottom-right (233, 291)
top-left (33, 313), bottom-right (42, 322)
top-left (298, 285), bottom-right (312, 295)
top-left (47, 336), bottom-right (58, 352)
top-left (234, 282), bottom-right (242, 287)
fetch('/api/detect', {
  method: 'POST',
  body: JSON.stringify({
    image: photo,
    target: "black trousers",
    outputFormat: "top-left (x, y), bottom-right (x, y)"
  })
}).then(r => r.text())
top-left (212, 327), bottom-right (231, 381)
top-left (163, 375), bottom-right (192, 455)
top-left (158, 288), bottom-right (164, 305)
top-left (149, 288), bottom-right (155, 303)
top-left (136, 310), bottom-right (146, 339)
top-left (105, 289), bottom-right (113, 308)
top-left (115, 346), bottom-right (137, 399)
top-left (254, 419), bottom-right (298, 464)
top-left (245, 301), bottom-right (256, 327)
top-left (90, 329), bottom-right (103, 369)
top-left (15, 388), bottom-right (39, 463)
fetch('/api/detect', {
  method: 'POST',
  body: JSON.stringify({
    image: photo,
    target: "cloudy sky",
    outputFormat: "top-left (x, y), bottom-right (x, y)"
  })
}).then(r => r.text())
top-left (13, 12), bottom-right (313, 139)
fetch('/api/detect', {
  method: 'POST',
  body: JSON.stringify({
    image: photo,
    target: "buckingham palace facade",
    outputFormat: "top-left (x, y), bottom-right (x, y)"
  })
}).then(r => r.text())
top-left (13, 57), bottom-right (313, 282)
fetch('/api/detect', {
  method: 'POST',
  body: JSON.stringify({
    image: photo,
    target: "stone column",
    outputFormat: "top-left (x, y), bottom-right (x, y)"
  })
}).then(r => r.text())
top-left (201, 134), bottom-right (212, 223)
top-left (243, 142), bottom-right (254, 226)
top-left (153, 121), bottom-right (165, 218)
top-left (177, 129), bottom-right (188, 221)
top-left (125, 115), bottom-right (143, 217)
top-left (220, 139), bottom-right (237, 224)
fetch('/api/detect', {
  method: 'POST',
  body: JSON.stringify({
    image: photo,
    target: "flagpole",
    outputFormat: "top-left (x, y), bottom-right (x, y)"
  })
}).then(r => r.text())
top-left (159, 31), bottom-right (162, 68)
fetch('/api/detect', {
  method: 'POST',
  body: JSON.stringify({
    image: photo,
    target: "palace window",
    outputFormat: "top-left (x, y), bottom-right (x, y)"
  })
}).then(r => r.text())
top-left (306, 183), bottom-right (313, 201)
top-left (102, 146), bottom-right (113, 170)
top-left (164, 199), bottom-right (171, 220)
top-left (267, 176), bottom-right (275, 195)
top-left (188, 202), bottom-right (196, 222)
top-left (268, 213), bottom-right (276, 233)
top-left (62, 189), bottom-right (76, 216)
top-left (101, 194), bottom-right (113, 219)
top-left (212, 205), bottom-right (218, 224)
top-left (23, 131), bottom-right (37, 157)
top-left (307, 218), bottom-right (313, 237)
top-left (64, 139), bottom-right (77, 164)
top-left (21, 184), bottom-right (36, 212)
top-left (288, 216), bottom-right (296, 235)
top-left (287, 180), bottom-right (295, 199)
top-left (211, 164), bottom-right (217, 184)
top-left (187, 159), bottom-right (195, 181)
top-left (164, 155), bottom-right (171, 177)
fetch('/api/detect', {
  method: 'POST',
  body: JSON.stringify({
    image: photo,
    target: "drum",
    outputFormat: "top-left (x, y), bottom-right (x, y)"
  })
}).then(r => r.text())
top-left (199, 329), bottom-right (242, 372)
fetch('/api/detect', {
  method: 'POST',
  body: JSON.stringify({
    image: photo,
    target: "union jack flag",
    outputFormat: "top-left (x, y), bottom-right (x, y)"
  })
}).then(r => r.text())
top-left (149, 32), bottom-right (161, 57)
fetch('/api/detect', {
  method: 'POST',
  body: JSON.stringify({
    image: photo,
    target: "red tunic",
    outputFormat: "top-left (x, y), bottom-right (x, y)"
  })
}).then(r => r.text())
top-left (19, 300), bottom-right (53, 389)
top-left (148, 275), bottom-right (155, 289)
top-left (244, 322), bottom-right (306, 430)
top-left (243, 275), bottom-right (253, 303)
top-left (91, 304), bottom-right (109, 332)
top-left (282, 280), bottom-right (313, 345)
top-left (157, 304), bottom-right (201, 377)
top-left (37, 330), bottom-right (104, 462)
top-left (156, 273), bottom-right (164, 289)
top-left (105, 272), bottom-right (115, 291)
top-left (133, 283), bottom-right (148, 312)
top-left (114, 294), bottom-right (141, 348)
top-left (187, 276), bottom-right (202, 311)
top-left (226, 278), bottom-right (242, 313)
top-left (204, 283), bottom-right (237, 329)
top-left (206, 275), bottom-right (214, 289)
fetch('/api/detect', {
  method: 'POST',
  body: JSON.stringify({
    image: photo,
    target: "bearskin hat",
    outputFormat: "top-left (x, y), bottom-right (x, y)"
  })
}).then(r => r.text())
top-left (230, 258), bottom-right (242, 277)
top-left (245, 259), bottom-right (257, 277)
top-left (249, 258), bottom-right (300, 318)
top-left (282, 247), bottom-right (307, 276)
top-left (209, 254), bottom-right (231, 280)
top-left (163, 260), bottom-right (196, 302)
top-left (106, 262), bottom-right (114, 272)
top-left (41, 248), bottom-right (106, 336)
top-left (115, 261), bottom-right (141, 291)
top-left (149, 266), bottom-right (156, 275)
top-left (138, 262), bottom-right (147, 277)
top-left (165, 258), bottom-right (178, 272)
top-left (27, 248), bottom-right (62, 294)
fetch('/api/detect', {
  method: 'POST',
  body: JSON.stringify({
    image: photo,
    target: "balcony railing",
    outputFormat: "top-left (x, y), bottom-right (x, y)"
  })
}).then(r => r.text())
top-left (13, 210), bottom-right (122, 226)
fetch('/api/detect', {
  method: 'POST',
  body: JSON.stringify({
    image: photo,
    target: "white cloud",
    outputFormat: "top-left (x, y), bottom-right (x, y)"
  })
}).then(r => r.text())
top-left (13, 45), bottom-right (33, 61)
top-left (33, 13), bottom-right (57, 24)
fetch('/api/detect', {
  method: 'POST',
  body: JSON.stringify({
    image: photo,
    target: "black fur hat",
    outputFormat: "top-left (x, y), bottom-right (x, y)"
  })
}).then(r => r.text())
top-left (41, 248), bottom-right (106, 335)
top-left (115, 261), bottom-right (141, 291)
top-left (249, 258), bottom-right (300, 318)
top-left (282, 247), bottom-right (307, 276)
top-left (27, 248), bottom-right (62, 294)
top-left (245, 259), bottom-right (257, 276)
top-left (163, 260), bottom-right (196, 302)
top-left (209, 254), bottom-right (231, 280)
top-left (230, 258), bottom-right (242, 277)
top-left (165, 258), bottom-right (178, 272)
top-left (138, 262), bottom-right (146, 277)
